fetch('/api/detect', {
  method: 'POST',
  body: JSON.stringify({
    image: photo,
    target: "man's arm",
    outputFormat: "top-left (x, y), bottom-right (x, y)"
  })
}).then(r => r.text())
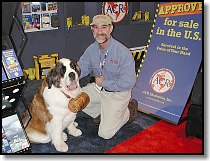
top-left (78, 50), bottom-right (92, 79)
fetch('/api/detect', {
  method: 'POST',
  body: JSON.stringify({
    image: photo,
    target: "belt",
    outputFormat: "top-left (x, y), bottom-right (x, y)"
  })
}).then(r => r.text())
top-left (102, 87), bottom-right (120, 92)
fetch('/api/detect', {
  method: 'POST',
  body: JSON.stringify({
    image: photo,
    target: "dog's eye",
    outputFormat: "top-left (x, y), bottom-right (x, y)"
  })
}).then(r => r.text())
top-left (60, 66), bottom-right (66, 77)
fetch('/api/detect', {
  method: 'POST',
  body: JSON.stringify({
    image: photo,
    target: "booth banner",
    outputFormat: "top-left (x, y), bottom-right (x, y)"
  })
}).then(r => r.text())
top-left (132, 2), bottom-right (202, 124)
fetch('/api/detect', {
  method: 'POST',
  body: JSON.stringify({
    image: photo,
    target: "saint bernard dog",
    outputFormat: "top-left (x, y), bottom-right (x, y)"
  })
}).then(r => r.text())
top-left (23, 58), bottom-right (82, 152)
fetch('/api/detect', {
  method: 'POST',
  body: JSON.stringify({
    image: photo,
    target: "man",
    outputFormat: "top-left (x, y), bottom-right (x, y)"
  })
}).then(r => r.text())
top-left (78, 14), bottom-right (138, 139)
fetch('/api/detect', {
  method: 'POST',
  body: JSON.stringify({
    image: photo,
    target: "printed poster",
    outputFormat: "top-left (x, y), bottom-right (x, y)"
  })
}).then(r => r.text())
top-left (132, 2), bottom-right (202, 124)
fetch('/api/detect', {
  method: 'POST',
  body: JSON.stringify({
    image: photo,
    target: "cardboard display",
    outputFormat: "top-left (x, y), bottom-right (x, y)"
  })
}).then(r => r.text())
top-left (132, 2), bottom-right (202, 124)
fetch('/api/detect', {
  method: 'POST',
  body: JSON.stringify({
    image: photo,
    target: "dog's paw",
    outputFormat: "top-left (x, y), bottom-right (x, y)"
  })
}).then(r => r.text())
top-left (69, 129), bottom-right (82, 137)
top-left (54, 142), bottom-right (68, 152)
top-left (74, 122), bottom-right (78, 127)
top-left (62, 132), bottom-right (68, 141)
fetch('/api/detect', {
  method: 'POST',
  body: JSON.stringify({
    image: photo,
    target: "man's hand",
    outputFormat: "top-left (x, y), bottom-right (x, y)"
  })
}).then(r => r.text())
top-left (95, 76), bottom-right (104, 87)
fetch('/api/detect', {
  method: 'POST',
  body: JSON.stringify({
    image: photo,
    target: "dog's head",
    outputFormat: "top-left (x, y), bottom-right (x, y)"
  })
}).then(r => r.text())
top-left (46, 58), bottom-right (81, 90)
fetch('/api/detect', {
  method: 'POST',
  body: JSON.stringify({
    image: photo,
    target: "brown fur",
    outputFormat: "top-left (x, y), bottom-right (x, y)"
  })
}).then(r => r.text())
top-left (22, 79), bottom-right (53, 142)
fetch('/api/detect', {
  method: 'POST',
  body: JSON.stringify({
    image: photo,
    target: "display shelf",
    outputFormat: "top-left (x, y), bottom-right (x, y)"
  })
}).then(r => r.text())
top-left (2, 2), bottom-right (31, 154)
top-left (2, 76), bottom-right (25, 108)
top-left (2, 76), bottom-right (32, 154)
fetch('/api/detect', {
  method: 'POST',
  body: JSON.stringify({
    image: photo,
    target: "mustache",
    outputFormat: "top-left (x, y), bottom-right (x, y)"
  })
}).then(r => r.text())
top-left (93, 33), bottom-right (109, 38)
top-left (96, 34), bottom-right (106, 37)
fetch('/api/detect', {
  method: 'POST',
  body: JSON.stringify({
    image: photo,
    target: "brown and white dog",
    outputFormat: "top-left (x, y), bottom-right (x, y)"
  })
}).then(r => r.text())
top-left (23, 58), bottom-right (82, 152)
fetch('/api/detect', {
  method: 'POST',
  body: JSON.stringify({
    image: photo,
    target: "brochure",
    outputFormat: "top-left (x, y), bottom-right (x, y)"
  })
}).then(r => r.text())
top-left (31, 3), bottom-right (41, 12)
top-left (32, 14), bottom-right (41, 30)
top-left (2, 128), bottom-right (13, 153)
top-left (2, 49), bottom-right (24, 79)
top-left (41, 13), bottom-right (50, 28)
top-left (21, 2), bottom-right (31, 13)
top-left (22, 15), bottom-right (33, 30)
top-left (2, 114), bottom-right (30, 153)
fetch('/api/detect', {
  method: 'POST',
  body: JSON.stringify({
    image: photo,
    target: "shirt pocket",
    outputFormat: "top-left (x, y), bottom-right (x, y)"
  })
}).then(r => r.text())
top-left (105, 64), bottom-right (119, 77)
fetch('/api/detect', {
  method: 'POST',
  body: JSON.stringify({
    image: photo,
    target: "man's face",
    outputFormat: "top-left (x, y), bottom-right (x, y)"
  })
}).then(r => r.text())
top-left (91, 24), bottom-right (113, 44)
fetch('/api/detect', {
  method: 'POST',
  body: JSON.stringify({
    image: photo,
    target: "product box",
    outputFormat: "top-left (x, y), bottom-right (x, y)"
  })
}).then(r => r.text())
top-left (2, 49), bottom-right (24, 79)
top-left (33, 53), bottom-right (59, 80)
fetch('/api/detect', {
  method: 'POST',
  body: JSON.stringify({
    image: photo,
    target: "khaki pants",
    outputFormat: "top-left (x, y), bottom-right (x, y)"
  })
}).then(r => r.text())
top-left (82, 83), bottom-right (131, 139)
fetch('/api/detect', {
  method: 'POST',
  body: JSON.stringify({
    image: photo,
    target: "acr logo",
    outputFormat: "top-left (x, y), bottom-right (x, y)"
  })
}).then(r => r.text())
top-left (102, 2), bottom-right (128, 23)
top-left (149, 68), bottom-right (175, 94)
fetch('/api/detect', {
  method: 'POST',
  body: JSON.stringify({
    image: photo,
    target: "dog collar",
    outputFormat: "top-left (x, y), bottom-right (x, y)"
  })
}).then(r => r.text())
top-left (62, 91), bottom-right (71, 98)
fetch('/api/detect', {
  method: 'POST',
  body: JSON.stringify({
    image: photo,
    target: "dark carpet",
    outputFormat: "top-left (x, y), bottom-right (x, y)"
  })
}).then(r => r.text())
top-left (17, 79), bottom-right (159, 153)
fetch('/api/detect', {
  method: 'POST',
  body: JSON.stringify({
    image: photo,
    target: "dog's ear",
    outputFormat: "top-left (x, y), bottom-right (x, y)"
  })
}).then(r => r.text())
top-left (70, 61), bottom-right (81, 77)
top-left (46, 68), bottom-right (55, 89)
top-left (46, 64), bottom-right (62, 89)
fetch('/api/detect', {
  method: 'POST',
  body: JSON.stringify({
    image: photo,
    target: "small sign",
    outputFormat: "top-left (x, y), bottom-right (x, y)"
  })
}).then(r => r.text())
top-left (102, 2), bottom-right (128, 23)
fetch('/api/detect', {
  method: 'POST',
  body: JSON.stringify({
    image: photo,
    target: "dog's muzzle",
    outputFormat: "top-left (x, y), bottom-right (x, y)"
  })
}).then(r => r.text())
top-left (67, 80), bottom-right (78, 90)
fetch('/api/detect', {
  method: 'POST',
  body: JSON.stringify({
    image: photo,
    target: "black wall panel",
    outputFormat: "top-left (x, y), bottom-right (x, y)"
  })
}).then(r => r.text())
top-left (8, 2), bottom-right (157, 69)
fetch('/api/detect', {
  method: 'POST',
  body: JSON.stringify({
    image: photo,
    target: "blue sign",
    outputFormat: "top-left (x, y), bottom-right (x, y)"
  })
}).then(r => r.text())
top-left (132, 2), bottom-right (202, 124)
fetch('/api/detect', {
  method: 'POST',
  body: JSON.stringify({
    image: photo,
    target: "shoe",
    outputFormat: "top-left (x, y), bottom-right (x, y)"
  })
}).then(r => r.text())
top-left (93, 114), bottom-right (101, 124)
top-left (127, 99), bottom-right (138, 123)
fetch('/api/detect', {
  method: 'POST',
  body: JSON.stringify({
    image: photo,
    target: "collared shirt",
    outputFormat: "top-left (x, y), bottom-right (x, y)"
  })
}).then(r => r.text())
top-left (78, 37), bottom-right (136, 92)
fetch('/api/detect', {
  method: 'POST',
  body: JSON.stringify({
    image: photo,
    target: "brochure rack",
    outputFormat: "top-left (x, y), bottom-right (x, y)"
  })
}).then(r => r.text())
top-left (2, 76), bottom-right (31, 129)
top-left (2, 2), bottom-right (31, 154)
top-left (2, 76), bottom-right (25, 108)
